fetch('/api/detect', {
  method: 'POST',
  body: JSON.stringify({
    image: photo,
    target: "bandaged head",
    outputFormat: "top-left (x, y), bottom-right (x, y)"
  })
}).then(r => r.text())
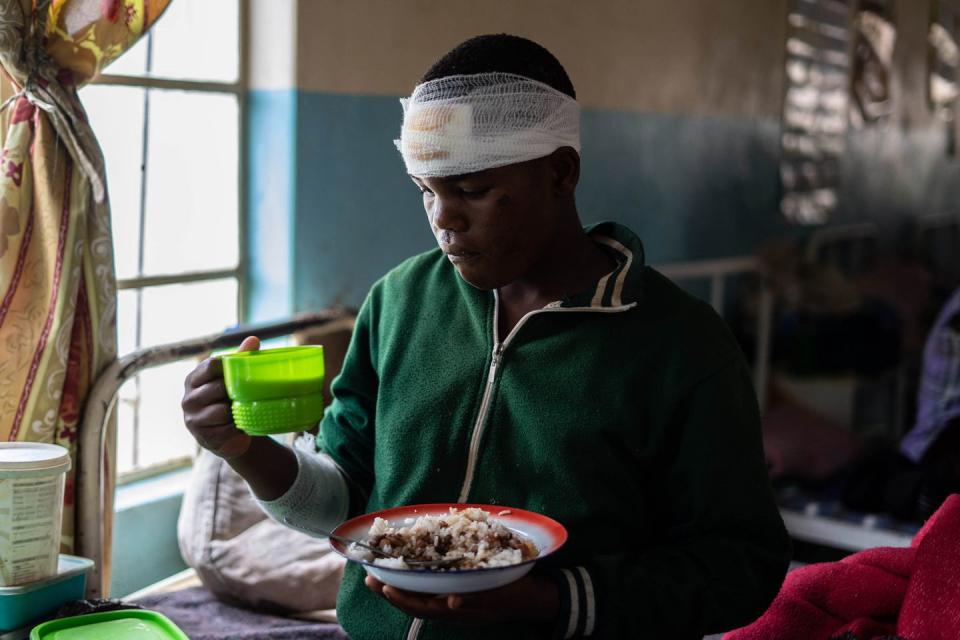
top-left (395, 72), bottom-right (581, 177)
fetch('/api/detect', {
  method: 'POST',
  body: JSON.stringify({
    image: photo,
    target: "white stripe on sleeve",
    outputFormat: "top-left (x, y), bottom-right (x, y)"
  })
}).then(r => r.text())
top-left (560, 568), bottom-right (580, 639)
top-left (576, 566), bottom-right (596, 636)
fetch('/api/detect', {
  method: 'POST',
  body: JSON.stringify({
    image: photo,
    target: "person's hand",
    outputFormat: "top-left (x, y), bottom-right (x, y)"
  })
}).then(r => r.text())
top-left (364, 574), bottom-right (559, 625)
top-left (181, 336), bottom-right (260, 459)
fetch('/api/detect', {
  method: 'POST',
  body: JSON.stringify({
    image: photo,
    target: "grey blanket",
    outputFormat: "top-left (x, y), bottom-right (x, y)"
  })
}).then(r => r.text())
top-left (135, 587), bottom-right (350, 640)
top-left (134, 586), bottom-right (734, 639)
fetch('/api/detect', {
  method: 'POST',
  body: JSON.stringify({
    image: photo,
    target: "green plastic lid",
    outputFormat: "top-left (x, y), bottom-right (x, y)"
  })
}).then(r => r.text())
top-left (220, 345), bottom-right (325, 435)
top-left (30, 610), bottom-right (188, 640)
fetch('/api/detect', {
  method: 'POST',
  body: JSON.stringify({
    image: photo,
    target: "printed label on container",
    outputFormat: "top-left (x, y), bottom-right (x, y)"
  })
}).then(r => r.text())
top-left (0, 475), bottom-right (64, 586)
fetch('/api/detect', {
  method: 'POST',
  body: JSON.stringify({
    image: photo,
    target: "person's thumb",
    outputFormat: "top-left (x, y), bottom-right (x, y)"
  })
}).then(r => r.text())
top-left (238, 335), bottom-right (260, 352)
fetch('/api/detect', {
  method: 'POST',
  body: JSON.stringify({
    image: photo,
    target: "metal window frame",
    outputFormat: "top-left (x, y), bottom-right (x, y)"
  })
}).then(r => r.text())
top-left (89, 0), bottom-right (249, 480)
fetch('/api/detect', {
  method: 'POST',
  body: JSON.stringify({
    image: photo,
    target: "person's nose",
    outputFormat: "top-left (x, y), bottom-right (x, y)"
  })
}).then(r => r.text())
top-left (429, 194), bottom-right (468, 234)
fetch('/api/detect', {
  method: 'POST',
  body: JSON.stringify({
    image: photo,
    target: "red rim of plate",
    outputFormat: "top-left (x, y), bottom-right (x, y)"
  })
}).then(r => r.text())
top-left (330, 503), bottom-right (568, 574)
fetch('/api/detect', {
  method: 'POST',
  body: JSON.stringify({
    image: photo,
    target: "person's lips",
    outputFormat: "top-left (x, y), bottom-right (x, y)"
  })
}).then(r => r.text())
top-left (443, 246), bottom-right (482, 264)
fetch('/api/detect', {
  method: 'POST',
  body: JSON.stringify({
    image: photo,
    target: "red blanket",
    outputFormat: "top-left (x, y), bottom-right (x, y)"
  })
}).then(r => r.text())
top-left (725, 494), bottom-right (960, 640)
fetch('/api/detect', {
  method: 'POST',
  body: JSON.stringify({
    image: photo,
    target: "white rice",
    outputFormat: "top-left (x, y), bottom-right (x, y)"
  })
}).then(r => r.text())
top-left (347, 507), bottom-right (538, 571)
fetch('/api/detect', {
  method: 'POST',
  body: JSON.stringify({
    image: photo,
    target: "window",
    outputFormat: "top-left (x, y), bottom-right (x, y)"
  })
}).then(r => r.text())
top-left (80, 0), bottom-right (246, 480)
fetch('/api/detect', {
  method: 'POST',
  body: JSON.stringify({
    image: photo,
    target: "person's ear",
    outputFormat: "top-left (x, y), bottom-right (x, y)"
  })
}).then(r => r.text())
top-left (549, 147), bottom-right (580, 197)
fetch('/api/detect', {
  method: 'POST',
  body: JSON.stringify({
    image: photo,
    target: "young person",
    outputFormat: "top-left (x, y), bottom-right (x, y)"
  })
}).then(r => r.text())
top-left (182, 34), bottom-right (790, 640)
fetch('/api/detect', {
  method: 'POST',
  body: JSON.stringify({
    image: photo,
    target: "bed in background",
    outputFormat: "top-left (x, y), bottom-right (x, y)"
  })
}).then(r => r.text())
top-left (69, 255), bottom-right (931, 638)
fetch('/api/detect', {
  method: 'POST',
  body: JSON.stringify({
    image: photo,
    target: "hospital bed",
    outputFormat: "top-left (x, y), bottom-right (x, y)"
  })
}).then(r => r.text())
top-left (657, 255), bottom-right (916, 551)
top-left (75, 308), bottom-right (354, 599)
top-left (68, 309), bottom-right (353, 638)
top-left (69, 256), bottom-right (920, 636)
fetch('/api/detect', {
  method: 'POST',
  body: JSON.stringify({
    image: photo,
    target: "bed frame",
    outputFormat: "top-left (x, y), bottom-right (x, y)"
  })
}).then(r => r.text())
top-left (658, 256), bottom-right (916, 551)
top-left (75, 309), bottom-right (353, 598)
top-left (75, 256), bottom-right (920, 598)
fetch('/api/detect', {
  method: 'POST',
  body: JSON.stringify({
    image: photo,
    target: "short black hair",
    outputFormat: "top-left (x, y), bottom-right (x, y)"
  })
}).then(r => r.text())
top-left (421, 34), bottom-right (576, 99)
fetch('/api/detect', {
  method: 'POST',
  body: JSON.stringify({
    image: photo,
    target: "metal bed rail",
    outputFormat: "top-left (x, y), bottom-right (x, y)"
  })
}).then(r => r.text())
top-left (75, 309), bottom-right (352, 598)
top-left (75, 258), bottom-right (908, 598)
top-left (656, 256), bottom-right (773, 413)
top-left (652, 258), bottom-right (916, 551)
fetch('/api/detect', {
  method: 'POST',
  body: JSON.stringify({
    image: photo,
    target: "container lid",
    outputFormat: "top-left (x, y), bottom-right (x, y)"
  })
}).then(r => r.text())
top-left (0, 555), bottom-right (94, 596)
top-left (30, 610), bottom-right (189, 640)
top-left (0, 443), bottom-right (71, 478)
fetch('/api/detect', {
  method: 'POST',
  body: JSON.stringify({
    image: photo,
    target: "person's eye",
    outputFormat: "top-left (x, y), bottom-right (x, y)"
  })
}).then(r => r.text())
top-left (417, 185), bottom-right (434, 197)
top-left (460, 187), bottom-right (490, 199)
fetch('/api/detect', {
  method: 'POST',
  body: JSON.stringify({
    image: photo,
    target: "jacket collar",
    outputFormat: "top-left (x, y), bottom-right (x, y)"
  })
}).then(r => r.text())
top-left (559, 222), bottom-right (646, 309)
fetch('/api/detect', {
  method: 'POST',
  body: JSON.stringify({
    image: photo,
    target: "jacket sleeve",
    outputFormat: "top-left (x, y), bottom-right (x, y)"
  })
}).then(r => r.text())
top-left (317, 291), bottom-right (380, 515)
top-left (553, 358), bottom-right (791, 639)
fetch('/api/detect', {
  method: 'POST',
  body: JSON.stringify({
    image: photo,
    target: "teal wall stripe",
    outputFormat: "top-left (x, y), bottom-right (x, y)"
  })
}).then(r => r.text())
top-left (288, 93), bottom-right (791, 311)
top-left (246, 89), bottom-right (960, 316)
top-left (577, 110), bottom-right (787, 262)
top-left (292, 93), bottom-right (422, 313)
top-left (110, 493), bottom-right (187, 597)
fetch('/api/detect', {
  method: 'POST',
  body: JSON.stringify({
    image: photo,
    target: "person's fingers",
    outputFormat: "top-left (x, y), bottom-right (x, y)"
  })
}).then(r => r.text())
top-left (446, 589), bottom-right (497, 612)
top-left (372, 577), bottom-right (550, 623)
top-left (182, 338), bottom-right (262, 460)
top-left (189, 422), bottom-right (236, 446)
top-left (186, 335), bottom-right (257, 391)
top-left (381, 586), bottom-right (450, 617)
top-left (364, 576), bottom-right (385, 594)
top-left (446, 576), bottom-right (551, 618)
top-left (184, 403), bottom-right (233, 430)
top-left (190, 423), bottom-right (250, 459)
top-left (190, 422), bottom-right (250, 457)
top-left (185, 357), bottom-right (223, 390)
top-left (181, 380), bottom-right (229, 411)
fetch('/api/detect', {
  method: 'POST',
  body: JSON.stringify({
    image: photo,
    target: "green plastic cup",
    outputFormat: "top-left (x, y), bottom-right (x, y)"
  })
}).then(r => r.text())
top-left (220, 345), bottom-right (325, 435)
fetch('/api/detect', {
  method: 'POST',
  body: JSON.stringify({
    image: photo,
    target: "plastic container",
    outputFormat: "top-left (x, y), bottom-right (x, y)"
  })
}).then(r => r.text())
top-left (0, 444), bottom-right (71, 587)
top-left (30, 609), bottom-right (189, 639)
top-left (0, 555), bottom-right (93, 632)
top-left (220, 345), bottom-right (325, 435)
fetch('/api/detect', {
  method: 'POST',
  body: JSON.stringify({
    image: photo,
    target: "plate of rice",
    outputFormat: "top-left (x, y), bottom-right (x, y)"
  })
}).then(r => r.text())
top-left (330, 503), bottom-right (567, 594)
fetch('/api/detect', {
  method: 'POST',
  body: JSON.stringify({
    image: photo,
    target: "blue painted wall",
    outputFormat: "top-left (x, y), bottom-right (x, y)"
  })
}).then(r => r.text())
top-left (292, 94), bottom-right (423, 312)
top-left (110, 471), bottom-right (190, 597)
top-left (246, 89), bottom-right (960, 318)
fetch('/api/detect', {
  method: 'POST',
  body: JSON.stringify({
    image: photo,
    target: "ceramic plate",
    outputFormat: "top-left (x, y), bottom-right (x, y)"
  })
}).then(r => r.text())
top-left (330, 503), bottom-right (567, 594)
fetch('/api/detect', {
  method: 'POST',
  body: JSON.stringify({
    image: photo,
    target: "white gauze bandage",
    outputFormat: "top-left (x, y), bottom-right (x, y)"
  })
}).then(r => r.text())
top-left (395, 72), bottom-right (581, 177)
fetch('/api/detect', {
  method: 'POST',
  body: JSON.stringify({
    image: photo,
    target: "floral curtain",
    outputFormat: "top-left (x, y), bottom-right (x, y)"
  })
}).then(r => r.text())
top-left (0, 0), bottom-right (170, 563)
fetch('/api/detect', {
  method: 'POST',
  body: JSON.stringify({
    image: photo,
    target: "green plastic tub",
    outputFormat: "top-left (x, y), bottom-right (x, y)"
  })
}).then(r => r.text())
top-left (220, 345), bottom-right (325, 435)
top-left (30, 610), bottom-right (188, 640)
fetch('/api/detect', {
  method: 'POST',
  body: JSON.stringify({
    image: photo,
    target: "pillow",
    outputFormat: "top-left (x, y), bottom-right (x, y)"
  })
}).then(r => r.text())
top-left (177, 445), bottom-right (345, 614)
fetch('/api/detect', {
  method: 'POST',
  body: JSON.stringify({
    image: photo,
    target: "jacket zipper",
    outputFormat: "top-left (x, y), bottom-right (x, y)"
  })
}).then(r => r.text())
top-left (457, 293), bottom-right (636, 501)
top-left (456, 291), bottom-right (504, 502)
top-left (409, 294), bottom-right (636, 640)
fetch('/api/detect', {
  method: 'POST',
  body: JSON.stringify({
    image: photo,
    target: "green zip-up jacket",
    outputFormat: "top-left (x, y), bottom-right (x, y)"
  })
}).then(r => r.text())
top-left (319, 222), bottom-right (791, 640)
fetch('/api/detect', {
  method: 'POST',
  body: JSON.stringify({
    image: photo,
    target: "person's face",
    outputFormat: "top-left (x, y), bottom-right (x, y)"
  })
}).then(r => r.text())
top-left (412, 157), bottom-right (559, 290)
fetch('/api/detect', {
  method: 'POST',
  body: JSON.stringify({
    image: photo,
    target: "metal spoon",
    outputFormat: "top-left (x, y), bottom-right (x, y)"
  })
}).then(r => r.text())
top-left (283, 517), bottom-right (457, 569)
